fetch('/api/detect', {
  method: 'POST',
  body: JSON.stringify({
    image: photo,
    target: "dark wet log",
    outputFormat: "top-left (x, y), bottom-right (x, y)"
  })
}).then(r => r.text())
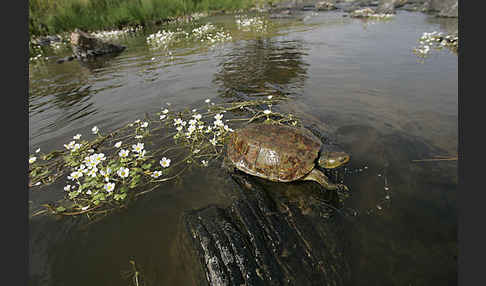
top-left (182, 173), bottom-right (351, 286)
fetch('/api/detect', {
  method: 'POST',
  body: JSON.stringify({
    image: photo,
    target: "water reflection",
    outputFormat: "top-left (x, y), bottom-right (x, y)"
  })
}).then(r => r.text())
top-left (213, 38), bottom-right (309, 100)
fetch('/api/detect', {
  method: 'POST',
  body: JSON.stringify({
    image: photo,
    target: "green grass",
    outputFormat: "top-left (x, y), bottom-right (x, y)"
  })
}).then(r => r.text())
top-left (29, 0), bottom-right (270, 37)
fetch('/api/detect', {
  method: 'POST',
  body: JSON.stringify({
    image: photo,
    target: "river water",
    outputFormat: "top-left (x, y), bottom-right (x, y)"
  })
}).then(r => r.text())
top-left (29, 10), bottom-right (457, 286)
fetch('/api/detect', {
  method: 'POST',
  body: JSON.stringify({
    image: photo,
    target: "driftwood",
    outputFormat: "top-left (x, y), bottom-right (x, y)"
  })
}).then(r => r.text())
top-left (180, 172), bottom-right (351, 286)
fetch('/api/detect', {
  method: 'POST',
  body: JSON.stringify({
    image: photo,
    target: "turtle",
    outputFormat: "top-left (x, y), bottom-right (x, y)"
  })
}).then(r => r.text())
top-left (226, 123), bottom-right (350, 191)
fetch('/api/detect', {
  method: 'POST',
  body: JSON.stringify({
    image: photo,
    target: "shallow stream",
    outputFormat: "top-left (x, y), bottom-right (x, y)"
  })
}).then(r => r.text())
top-left (29, 10), bottom-right (457, 286)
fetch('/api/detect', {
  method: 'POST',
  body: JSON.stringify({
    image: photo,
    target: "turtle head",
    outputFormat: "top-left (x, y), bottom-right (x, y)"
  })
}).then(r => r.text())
top-left (317, 145), bottom-right (350, 169)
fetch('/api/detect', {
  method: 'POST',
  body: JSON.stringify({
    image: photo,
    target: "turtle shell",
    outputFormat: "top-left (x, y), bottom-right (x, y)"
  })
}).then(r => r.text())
top-left (227, 124), bottom-right (322, 182)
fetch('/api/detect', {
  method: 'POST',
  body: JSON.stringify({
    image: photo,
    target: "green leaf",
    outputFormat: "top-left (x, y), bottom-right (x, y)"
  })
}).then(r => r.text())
top-left (142, 163), bottom-right (152, 170)
top-left (129, 175), bottom-right (141, 188)
top-left (56, 206), bottom-right (66, 212)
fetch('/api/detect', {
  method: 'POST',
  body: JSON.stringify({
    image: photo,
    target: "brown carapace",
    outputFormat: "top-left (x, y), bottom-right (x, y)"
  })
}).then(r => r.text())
top-left (227, 124), bottom-right (350, 191)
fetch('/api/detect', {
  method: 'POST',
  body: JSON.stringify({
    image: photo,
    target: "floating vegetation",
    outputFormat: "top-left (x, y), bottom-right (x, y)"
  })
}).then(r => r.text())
top-left (29, 95), bottom-right (297, 220)
top-left (29, 34), bottom-right (71, 63)
top-left (146, 29), bottom-right (185, 49)
top-left (146, 22), bottom-right (232, 50)
top-left (350, 8), bottom-right (395, 20)
top-left (235, 15), bottom-right (269, 33)
top-left (91, 25), bottom-right (144, 41)
top-left (191, 23), bottom-right (232, 43)
top-left (413, 31), bottom-right (458, 59)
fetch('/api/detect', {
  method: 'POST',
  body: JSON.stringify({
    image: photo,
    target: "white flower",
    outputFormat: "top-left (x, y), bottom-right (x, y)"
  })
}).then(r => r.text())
top-left (205, 99), bottom-right (211, 103)
top-left (181, 121), bottom-right (187, 126)
top-left (210, 137), bottom-right (218, 146)
top-left (188, 125), bottom-right (196, 133)
top-left (92, 126), bottom-right (99, 134)
top-left (193, 114), bottom-right (202, 120)
top-left (214, 113), bottom-right (223, 120)
top-left (64, 185), bottom-right (72, 192)
top-left (88, 153), bottom-right (106, 165)
top-left (192, 109), bottom-right (197, 113)
top-left (132, 143), bottom-right (144, 153)
top-left (160, 114), bottom-right (167, 120)
top-left (267, 95), bottom-right (273, 99)
top-left (201, 160), bottom-right (209, 167)
top-left (35, 148), bottom-right (41, 153)
top-left (100, 167), bottom-right (112, 177)
top-left (86, 190), bottom-right (92, 195)
top-left (64, 141), bottom-right (75, 150)
top-left (160, 157), bottom-right (171, 168)
top-left (176, 126), bottom-right (183, 132)
top-left (117, 167), bottom-right (130, 178)
top-left (141, 121), bottom-right (149, 128)
top-left (263, 109), bottom-right (271, 115)
top-left (73, 134), bottom-right (82, 140)
top-left (88, 149), bottom-right (95, 153)
top-left (29, 157), bottom-right (37, 164)
top-left (119, 149), bottom-right (129, 157)
top-left (193, 149), bottom-right (200, 154)
top-left (72, 143), bottom-right (81, 152)
top-left (70, 171), bottom-right (83, 180)
top-left (174, 118), bottom-right (183, 125)
top-left (114, 141), bottom-right (122, 148)
top-left (214, 119), bottom-right (224, 127)
top-left (162, 109), bottom-right (169, 114)
top-left (137, 149), bottom-right (146, 159)
top-left (151, 170), bottom-right (162, 178)
top-left (87, 168), bottom-right (97, 178)
top-left (134, 119), bottom-right (141, 124)
top-left (189, 119), bottom-right (197, 126)
top-left (104, 182), bottom-right (115, 193)
top-left (135, 135), bottom-right (144, 139)
top-left (81, 205), bottom-right (90, 211)
top-left (224, 125), bottom-right (234, 132)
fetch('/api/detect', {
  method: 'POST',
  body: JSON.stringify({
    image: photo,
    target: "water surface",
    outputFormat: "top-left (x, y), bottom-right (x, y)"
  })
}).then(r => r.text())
top-left (29, 10), bottom-right (457, 286)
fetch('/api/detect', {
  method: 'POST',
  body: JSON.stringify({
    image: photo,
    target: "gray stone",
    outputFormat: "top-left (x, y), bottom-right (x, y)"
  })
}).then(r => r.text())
top-left (70, 29), bottom-right (126, 59)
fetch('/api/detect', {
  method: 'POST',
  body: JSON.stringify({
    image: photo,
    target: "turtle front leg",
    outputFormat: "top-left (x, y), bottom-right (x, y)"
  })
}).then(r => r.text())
top-left (301, 169), bottom-right (349, 192)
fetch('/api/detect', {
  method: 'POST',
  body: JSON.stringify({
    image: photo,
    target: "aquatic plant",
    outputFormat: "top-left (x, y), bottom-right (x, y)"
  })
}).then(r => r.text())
top-left (350, 8), bottom-right (395, 20)
top-left (29, 95), bottom-right (296, 219)
top-left (91, 25), bottom-right (144, 40)
top-left (146, 22), bottom-right (232, 49)
top-left (413, 31), bottom-right (458, 59)
top-left (235, 15), bottom-right (269, 33)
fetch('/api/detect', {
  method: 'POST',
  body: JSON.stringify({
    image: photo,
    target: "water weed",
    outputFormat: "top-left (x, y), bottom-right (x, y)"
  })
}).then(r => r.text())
top-left (29, 95), bottom-right (297, 220)
top-left (413, 31), bottom-right (458, 60)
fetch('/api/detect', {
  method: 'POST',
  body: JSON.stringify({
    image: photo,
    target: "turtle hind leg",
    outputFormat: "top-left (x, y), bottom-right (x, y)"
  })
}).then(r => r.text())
top-left (301, 168), bottom-right (349, 192)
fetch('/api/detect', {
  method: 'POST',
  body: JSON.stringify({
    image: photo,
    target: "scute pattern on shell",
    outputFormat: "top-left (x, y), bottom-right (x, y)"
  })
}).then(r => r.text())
top-left (227, 124), bottom-right (322, 182)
